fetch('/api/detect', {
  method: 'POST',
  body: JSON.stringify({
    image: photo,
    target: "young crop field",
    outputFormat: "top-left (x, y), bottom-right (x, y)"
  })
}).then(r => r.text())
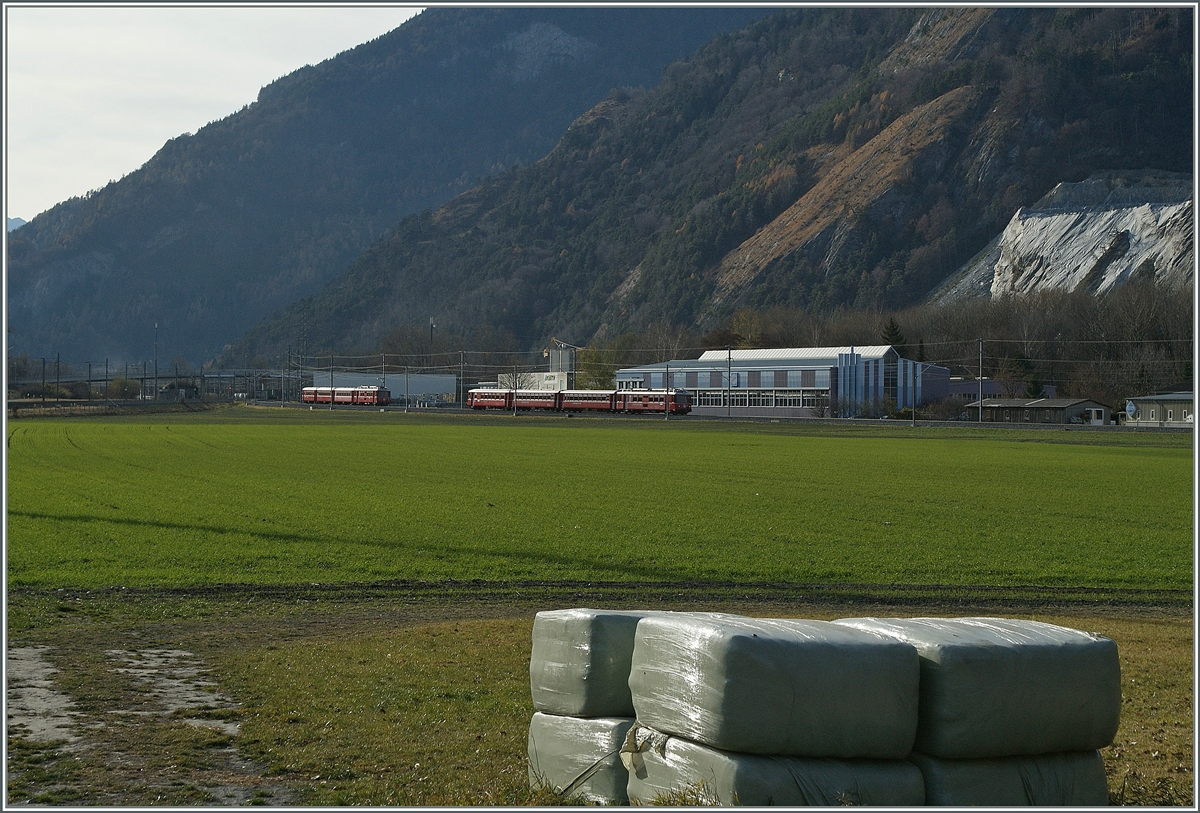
top-left (5, 406), bottom-right (1194, 805)
top-left (6, 408), bottom-right (1193, 591)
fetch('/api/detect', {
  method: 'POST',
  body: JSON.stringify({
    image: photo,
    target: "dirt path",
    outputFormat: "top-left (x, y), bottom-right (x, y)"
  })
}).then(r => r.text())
top-left (6, 639), bottom-right (295, 806)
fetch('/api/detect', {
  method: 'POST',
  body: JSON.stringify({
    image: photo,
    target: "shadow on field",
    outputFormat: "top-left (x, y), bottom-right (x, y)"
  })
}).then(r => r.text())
top-left (8, 510), bottom-right (326, 545)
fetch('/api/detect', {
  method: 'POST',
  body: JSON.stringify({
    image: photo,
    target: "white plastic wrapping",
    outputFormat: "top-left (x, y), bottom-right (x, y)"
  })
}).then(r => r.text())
top-left (910, 750), bottom-right (1109, 806)
top-left (622, 724), bottom-right (925, 806)
top-left (833, 617), bottom-right (1121, 758)
top-left (526, 712), bottom-right (635, 804)
top-left (628, 614), bottom-right (920, 758)
top-left (529, 609), bottom-right (661, 717)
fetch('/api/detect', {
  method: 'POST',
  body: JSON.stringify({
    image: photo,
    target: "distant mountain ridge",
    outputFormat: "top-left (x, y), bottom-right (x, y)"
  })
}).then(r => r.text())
top-left (229, 7), bottom-right (1192, 362)
top-left (6, 7), bottom-right (767, 364)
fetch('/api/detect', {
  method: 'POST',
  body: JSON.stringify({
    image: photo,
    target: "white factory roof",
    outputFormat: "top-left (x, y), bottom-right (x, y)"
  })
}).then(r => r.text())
top-left (696, 345), bottom-right (896, 362)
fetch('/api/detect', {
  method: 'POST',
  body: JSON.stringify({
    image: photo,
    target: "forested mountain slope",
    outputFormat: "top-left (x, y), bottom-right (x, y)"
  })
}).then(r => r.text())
top-left (6, 7), bottom-right (766, 364)
top-left (232, 7), bottom-right (1191, 361)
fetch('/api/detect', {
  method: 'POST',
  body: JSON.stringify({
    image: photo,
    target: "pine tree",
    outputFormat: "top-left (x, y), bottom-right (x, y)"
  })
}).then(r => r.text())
top-left (881, 318), bottom-right (906, 355)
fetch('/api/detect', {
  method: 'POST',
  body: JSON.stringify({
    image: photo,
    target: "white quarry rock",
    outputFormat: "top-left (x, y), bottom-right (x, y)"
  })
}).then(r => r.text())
top-left (934, 171), bottom-right (1193, 301)
top-left (988, 199), bottom-right (1192, 297)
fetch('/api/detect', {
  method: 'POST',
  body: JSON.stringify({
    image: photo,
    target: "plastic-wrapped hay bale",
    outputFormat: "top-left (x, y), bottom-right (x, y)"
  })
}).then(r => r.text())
top-left (527, 712), bottom-right (634, 804)
top-left (530, 609), bottom-right (741, 718)
top-left (530, 608), bottom-right (660, 717)
top-left (910, 750), bottom-right (1109, 806)
top-left (628, 614), bottom-right (920, 758)
top-left (622, 724), bottom-right (925, 806)
top-left (833, 617), bottom-right (1121, 758)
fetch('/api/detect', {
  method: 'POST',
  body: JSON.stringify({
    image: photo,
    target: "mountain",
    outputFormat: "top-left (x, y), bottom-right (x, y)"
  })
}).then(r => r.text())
top-left (7, 217), bottom-right (27, 232)
top-left (5, 7), bottom-right (768, 364)
top-left (934, 171), bottom-right (1193, 302)
top-left (231, 7), bottom-right (1192, 362)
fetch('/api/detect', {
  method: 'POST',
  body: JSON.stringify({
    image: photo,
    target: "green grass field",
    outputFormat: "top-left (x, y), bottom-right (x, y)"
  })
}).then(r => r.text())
top-left (7, 407), bottom-right (1192, 591)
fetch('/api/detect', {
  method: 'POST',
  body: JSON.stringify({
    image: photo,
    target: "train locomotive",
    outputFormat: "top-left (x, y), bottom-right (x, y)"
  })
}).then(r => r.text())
top-left (467, 388), bottom-right (691, 415)
top-left (301, 385), bottom-right (391, 406)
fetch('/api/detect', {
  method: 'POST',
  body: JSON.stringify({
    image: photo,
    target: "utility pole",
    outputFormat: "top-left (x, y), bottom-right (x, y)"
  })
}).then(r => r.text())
top-left (513, 361), bottom-right (518, 417)
top-left (55, 353), bottom-right (60, 403)
top-left (726, 345), bottom-right (731, 418)
top-left (105, 358), bottom-right (109, 402)
top-left (912, 360), bottom-right (918, 428)
top-left (329, 355), bottom-right (334, 411)
top-left (459, 350), bottom-right (464, 409)
top-left (88, 361), bottom-right (92, 401)
top-left (40, 358), bottom-right (45, 404)
top-left (665, 362), bottom-right (670, 421)
top-left (405, 365), bottom-right (409, 413)
top-left (154, 322), bottom-right (158, 401)
top-left (978, 338), bottom-right (983, 424)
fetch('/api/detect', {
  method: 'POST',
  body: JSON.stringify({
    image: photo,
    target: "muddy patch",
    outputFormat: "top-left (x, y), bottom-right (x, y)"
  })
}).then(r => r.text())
top-left (6, 646), bottom-right (79, 744)
top-left (7, 644), bottom-right (293, 806)
top-left (106, 647), bottom-right (241, 736)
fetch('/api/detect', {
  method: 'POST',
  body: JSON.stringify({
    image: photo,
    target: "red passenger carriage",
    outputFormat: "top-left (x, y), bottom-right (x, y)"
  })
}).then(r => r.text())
top-left (301, 386), bottom-right (391, 406)
top-left (467, 388), bottom-right (690, 415)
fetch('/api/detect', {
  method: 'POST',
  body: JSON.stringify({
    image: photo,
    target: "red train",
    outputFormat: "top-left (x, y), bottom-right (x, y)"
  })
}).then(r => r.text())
top-left (467, 388), bottom-right (691, 415)
top-left (302, 385), bottom-right (391, 406)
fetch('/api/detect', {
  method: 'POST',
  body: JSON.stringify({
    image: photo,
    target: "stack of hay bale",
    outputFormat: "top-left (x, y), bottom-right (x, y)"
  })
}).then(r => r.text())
top-left (527, 610), bottom-right (1120, 806)
top-left (526, 608), bottom-right (658, 803)
top-left (622, 613), bottom-right (926, 805)
top-left (833, 617), bottom-right (1120, 806)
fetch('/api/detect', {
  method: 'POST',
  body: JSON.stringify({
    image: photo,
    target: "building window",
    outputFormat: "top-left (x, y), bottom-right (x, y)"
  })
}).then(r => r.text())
top-left (1150, 408), bottom-right (1156, 420)
top-left (801, 369), bottom-right (816, 388)
top-left (774, 370), bottom-right (788, 388)
top-left (748, 370), bottom-right (761, 388)
top-left (686, 371), bottom-right (697, 389)
top-left (711, 371), bottom-right (723, 389)
top-left (1168, 409), bottom-right (1173, 420)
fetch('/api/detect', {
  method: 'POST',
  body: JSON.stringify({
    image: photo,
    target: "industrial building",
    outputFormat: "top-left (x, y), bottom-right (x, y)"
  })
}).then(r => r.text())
top-left (1124, 392), bottom-right (1194, 428)
top-left (965, 398), bottom-right (1111, 425)
top-left (615, 346), bottom-right (949, 418)
top-left (947, 377), bottom-right (1056, 403)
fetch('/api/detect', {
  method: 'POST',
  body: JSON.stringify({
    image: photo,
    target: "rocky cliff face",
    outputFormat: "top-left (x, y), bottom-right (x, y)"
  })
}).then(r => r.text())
top-left (935, 172), bottom-right (1193, 302)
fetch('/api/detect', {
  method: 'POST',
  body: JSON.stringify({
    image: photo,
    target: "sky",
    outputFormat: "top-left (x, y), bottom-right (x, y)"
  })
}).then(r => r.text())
top-left (5, 4), bottom-right (424, 222)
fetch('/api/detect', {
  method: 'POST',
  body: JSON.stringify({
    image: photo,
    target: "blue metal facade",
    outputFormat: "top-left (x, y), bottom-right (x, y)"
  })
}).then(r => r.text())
top-left (615, 346), bottom-right (949, 417)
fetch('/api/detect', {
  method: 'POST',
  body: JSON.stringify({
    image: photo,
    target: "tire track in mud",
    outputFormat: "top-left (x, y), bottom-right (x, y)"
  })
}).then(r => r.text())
top-left (12, 578), bottom-right (1186, 613)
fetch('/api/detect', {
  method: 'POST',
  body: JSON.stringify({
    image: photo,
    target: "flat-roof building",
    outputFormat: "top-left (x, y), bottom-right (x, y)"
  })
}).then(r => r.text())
top-left (1125, 392), bottom-right (1193, 428)
top-left (615, 346), bottom-right (948, 418)
top-left (965, 398), bottom-right (1111, 425)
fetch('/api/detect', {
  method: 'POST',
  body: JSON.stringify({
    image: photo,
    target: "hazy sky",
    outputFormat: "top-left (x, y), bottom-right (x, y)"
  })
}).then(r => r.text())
top-left (5, 5), bottom-right (424, 222)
